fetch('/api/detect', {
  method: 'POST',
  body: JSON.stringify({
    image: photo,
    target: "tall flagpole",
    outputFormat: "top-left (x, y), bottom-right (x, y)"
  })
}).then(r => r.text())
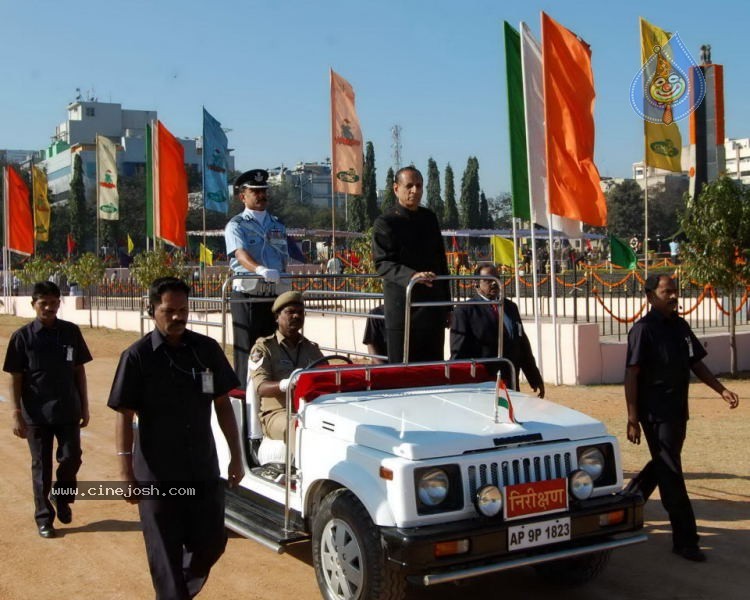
top-left (546, 193), bottom-right (561, 386)
top-left (512, 217), bottom-right (520, 305)
top-left (644, 169), bottom-right (649, 279)
top-left (329, 70), bottom-right (337, 260)
top-left (30, 157), bottom-right (37, 256)
top-left (201, 111), bottom-right (207, 282)
top-left (95, 134), bottom-right (101, 261)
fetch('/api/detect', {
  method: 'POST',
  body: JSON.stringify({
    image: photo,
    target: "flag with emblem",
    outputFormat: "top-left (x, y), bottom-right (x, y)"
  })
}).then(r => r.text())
top-left (32, 165), bottom-right (50, 242)
top-left (640, 18), bottom-right (683, 173)
top-left (496, 377), bottom-right (519, 424)
top-left (199, 242), bottom-right (213, 266)
top-left (609, 234), bottom-right (637, 270)
top-left (3, 165), bottom-right (34, 255)
top-left (96, 135), bottom-right (119, 220)
top-left (202, 108), bottom-right (230, 214)
top-left (330, 69), bottom-right (363, 195)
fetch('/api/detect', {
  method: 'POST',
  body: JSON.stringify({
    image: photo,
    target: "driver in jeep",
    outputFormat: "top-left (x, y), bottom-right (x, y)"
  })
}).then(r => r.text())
top-left (248, 291), bottom-right (323, 451)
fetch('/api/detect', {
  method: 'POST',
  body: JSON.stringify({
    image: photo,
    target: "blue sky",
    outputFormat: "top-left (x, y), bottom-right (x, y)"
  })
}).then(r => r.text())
top-left (2, 0), bottom-right (748, 197)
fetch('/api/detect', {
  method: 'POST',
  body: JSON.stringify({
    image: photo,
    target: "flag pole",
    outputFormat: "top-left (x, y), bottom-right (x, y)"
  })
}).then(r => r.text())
top-left (529, 223), bottom-right (542, 377)
top-left (30, 157), bottom-right (37, 256)
top-left (546, 195), bottom-right (561, 386)
top-left (512, 216), bottom-right (520, 305)
top-left (96, 133), bottom-right (101, 261)
top-left (329, 70), bottom-right (337, 262)
top-left (644, 168), bottom-right (649, 279)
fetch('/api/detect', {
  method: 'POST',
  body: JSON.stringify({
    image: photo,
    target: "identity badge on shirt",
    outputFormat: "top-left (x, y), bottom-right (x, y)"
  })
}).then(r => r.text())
top-left (685, 336), bottom-right (694, 358)
top-left (201, 370), bottom-right (215, 394)
top-left (66, 346), bottom-right (74, 362)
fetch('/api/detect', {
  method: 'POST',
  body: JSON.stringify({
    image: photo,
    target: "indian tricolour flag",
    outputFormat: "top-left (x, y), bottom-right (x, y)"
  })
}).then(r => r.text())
top-left (496, 377), bottom-right (519, 424)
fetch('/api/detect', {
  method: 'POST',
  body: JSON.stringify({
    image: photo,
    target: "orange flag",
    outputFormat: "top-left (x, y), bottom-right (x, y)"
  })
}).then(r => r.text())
top-left (3, 166), bottom-right (34, 255)
top-left (154, 120), bottom-right (188, 247)
top-left (542, 12), bottom-right (607, 227)
top-left (330, 69), bottom-right (363, 195)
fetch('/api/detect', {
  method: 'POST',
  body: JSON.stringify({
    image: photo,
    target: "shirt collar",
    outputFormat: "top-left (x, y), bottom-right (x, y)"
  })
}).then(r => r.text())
top-left (151, 328), bottom-right (195, 351)
top-left (275, 329), bottom-right (304, 348)
top-left (242, 208), bottom-right (268, 223)
top-left (31, 318), bottom-right (57, 333)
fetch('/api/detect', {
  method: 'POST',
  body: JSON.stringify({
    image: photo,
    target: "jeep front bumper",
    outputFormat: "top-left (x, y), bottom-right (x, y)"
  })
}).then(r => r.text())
top-left (380, 492), bottom-right (645, 586)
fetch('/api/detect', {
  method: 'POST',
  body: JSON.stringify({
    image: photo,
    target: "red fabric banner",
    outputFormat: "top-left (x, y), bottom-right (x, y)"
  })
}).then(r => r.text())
top-left (4, 166), bottom-right (34, 255)
top-left (156, 121), bottom-right (188, 247)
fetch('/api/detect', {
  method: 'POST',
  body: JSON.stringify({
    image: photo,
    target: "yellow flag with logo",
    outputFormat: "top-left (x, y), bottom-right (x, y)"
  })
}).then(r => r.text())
top-left (640, 18), bottom-right (683, 173)
top-left (199, 243), bottom-right (213, 266)
top-left (32, 165), bottom-right (50, 241)
top-left (491, 236), bottom-right (515, 267)
top-left (127, 234), bottom-right (134, 255)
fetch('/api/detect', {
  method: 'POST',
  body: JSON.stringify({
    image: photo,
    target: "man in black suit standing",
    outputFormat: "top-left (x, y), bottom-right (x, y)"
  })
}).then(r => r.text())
top-left (450, 262), bottom-right (544, 397)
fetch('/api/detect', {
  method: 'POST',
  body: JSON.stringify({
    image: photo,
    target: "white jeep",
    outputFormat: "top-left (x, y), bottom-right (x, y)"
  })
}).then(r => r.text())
top-left (211, 356), bottom-right (645, 600)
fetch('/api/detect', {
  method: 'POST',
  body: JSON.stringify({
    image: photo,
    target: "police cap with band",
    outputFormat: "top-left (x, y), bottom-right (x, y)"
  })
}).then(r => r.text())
top-left (234, 169), bottom-right (269, 192)
top-left (272, 291), bottom-right (304, 314)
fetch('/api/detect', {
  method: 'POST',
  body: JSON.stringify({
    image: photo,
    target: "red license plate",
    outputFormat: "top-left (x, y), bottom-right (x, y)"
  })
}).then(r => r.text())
top-left (503, 478), bottom-right (568, 520)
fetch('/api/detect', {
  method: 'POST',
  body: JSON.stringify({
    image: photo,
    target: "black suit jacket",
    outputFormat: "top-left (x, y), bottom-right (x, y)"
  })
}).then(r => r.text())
top-left (450, 295), bottom-right (542, 390)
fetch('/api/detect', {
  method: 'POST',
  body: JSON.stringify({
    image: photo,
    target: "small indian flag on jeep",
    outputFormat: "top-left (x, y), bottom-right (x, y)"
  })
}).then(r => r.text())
top-left (496, 377), bottom-right (519, 424)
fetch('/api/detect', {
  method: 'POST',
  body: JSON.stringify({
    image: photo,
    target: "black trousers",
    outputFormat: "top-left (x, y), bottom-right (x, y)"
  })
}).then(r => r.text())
top-left (630, 419), bottom-right (699, 550)
top-left (26, 423), bottom-right (82, 527)
top-left (229, 292), bottom-right (275, 387)
top-left (386, 326), bottom-right (445, 363)
top-left (138, 482), bottom-right (227, 600)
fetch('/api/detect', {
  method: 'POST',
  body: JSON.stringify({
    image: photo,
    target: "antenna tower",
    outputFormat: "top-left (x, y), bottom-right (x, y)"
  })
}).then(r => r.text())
top-left (391, 124), bottom-right (402, 171)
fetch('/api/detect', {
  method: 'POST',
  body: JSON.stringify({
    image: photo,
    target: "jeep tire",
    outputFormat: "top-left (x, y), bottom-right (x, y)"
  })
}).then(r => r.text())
top-left (312, 489), bottom-right (406, 600)
top-left (534, 549), bottom-right (611, 585)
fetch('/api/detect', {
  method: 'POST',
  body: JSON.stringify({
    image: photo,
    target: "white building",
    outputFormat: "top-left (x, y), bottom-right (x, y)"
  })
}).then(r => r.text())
top-left (39, 99), bottom-right (231, 200)
top-left (632, 136), bottom-right (749, 191)
top-left (268, 161), bottom-right (337, 208)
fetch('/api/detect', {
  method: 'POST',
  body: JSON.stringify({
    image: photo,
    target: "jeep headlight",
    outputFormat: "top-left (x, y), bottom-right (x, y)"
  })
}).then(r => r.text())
top-left (578, 447), bottom-right (605, 481)
top-left (417, 468), bottom-right (450, 506)
top-left (569, 469), bottom-right (594, 500)
top-left (475, 485), bottom-right (503, 517)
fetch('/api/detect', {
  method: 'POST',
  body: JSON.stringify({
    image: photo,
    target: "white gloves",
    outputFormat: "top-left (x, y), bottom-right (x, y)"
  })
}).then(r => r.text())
top-left (278, 378), bottom-right (290, 392)
top-left (255, 266), bottom-right (280, 284)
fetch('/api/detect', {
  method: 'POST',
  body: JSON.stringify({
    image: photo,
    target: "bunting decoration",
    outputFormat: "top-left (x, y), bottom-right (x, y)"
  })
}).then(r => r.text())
top-left (96, 135), bottom-right (119, 220)
top-left (127, 234), bottom-right (134, 255)
top-left (202, 108), bottom-right (230, 213)
top-left (542, 12), bottom-right (607, 227)
top-left (3, 166), bottom-right (34, 255)
top-left (330, 69), bottom-right (363, 195)
top-left (32, 165), bottom-right (50, 242)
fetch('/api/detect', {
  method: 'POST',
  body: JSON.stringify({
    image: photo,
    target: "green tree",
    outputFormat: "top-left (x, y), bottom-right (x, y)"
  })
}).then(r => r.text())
top-left (363, 142), bottom-right (379, 226)
top-left (459, 157), bottom-right (480, 228)
top-left (649, 181), bottom-right (689, 244)
top-left (479, 191), bottom-right (490, 228)
top-left (443, 163), bottom-right (459, 228)
top-left (62, 252), bottom-right (106, 327)
top-left (680, 176), bottom-right (750, 375)
top-left (381, 167), bottom-right (397, 213)
top-left (17, 256), bottom-right (60, 284)
top-left (606, 180), bottom-right (644, 239)
top-left (489, 194), bottom-right (513, 228)
top-left (130, 247), bottom-right (189, 290)
top-left (426, 158), bottom-right (443, 224)
top-left (69, 154), bottom-right (93, 254)
top-left (347, 195), bottom-right (367, 232)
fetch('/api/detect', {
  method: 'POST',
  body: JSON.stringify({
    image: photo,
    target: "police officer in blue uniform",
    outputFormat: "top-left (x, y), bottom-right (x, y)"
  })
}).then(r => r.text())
top-left (3, 281), bottom-right (92, 538)
top-left (224, 169), bottom-right (289, 386)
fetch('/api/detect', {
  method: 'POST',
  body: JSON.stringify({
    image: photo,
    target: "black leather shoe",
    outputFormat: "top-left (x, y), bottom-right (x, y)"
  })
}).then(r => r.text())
top-left (673, 546), bottom-right (707, 562)
top-left (51, 495), bottom-right (72, 524)
top-left (38, 524), bottom-right (56, 539)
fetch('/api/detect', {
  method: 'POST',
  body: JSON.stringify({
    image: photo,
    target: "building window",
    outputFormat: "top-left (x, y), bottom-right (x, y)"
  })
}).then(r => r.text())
top-left (85, 107), bottom-right (95, 117)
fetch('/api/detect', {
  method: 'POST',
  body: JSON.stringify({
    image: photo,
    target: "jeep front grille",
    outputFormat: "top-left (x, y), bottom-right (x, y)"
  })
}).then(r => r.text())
top-left (467, 452), bottom-right (573, 498)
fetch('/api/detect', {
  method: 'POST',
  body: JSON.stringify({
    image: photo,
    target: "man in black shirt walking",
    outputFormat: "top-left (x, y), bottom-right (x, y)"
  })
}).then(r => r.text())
top-left (3, 281), bottom-right (91, 538)
top-left (625, 274), bottom-right (739, 562)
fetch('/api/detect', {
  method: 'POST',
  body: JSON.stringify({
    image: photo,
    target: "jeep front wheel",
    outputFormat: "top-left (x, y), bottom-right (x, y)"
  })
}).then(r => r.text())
top-left (312, 489), bottom-right (406, 600)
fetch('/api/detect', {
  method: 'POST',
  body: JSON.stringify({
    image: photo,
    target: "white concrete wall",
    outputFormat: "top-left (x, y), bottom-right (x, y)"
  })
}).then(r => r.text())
top-left (4, 296), bottom-right (748, 385)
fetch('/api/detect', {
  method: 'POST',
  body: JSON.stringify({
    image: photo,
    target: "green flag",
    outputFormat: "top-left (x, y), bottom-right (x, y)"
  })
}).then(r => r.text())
top-left (145, 122), bottom-right (153, 239)
top-left (504, 22), bottom-right (530, 221)
top-left (609, 234), bottom-right (637, 269)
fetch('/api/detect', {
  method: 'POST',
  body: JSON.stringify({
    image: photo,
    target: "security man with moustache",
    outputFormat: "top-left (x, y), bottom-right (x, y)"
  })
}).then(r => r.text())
top-left (108, 277), bottom-right (243, 598)
top-left (4, 281), bottom-right (91, 538)
top-left (224, 169), bottom-right (289, 386)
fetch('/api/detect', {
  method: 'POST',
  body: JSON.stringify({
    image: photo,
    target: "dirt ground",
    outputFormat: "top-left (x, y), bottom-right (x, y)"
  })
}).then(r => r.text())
top-left (0, 315), bottom-right (748, 600)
